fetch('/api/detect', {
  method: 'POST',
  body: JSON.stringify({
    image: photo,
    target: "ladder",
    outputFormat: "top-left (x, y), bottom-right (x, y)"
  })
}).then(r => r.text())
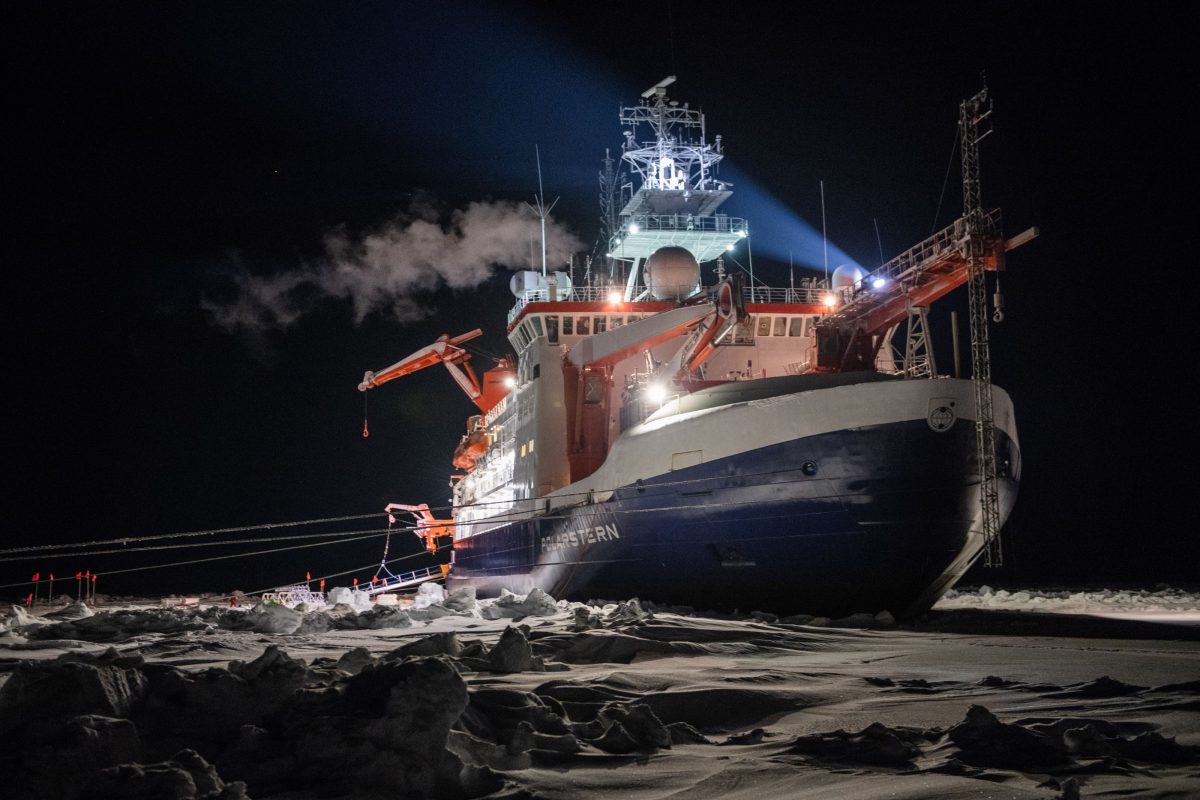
top-left (960, 85), bottom-right (1003, 567)
top-left (361, 565), bottom-right (446, 597)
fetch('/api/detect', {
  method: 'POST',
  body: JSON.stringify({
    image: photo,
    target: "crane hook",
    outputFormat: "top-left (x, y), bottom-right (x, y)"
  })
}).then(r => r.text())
top-left (362, 392), bottom-right (370, 438)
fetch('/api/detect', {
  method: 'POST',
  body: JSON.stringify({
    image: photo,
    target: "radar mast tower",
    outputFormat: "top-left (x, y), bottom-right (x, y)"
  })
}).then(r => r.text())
top-left (609, 77), bottom-right (747, 299)
top-left (959, 85), bottom-right (1003, 567)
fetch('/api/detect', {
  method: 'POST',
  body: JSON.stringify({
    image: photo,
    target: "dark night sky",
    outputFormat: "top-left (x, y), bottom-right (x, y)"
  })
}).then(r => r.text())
top-left (6, 2), bottom-right (1190, 598)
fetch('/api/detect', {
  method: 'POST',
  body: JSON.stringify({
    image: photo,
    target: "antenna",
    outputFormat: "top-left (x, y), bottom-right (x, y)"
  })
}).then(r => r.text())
top-left (667, 1), bottom-right (677, 76)
top-left (747, 234), bottom-right (756, 302)
top-left (641, 75), bottom-right (676, 99)
top-left (873, 218), bottom-right (885, 266)
top-left (820, 180), bottom-right (829, 286)
top-left (524, 145), bottom-right (559, 278)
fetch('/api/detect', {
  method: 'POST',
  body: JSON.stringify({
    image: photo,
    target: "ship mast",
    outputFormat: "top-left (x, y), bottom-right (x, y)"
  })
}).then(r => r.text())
top-left (609, 76), bottom-right (747, 299)
top-left (959, 84), bottom-right (1003, 567)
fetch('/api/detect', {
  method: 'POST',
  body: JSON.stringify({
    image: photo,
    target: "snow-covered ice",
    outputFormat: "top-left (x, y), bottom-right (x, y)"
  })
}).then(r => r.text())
top-left (937, 585), bottom-right (1200, 624)
top-left (2, 587), bottom-right (1197, 799)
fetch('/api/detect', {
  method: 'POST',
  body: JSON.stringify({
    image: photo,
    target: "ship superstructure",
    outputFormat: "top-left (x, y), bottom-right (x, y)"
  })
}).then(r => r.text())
top-left (359, 79), bottom-right (1035, 616)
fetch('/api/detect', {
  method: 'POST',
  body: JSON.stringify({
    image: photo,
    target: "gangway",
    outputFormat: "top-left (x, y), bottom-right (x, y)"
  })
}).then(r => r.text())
top-left (361, 565), bottom-right (448, 597)
top-left (356, 503), bottom-right (454, 598)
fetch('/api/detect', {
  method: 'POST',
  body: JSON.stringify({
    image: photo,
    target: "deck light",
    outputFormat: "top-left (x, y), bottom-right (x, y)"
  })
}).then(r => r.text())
top-left (822, 293), bottom-right (838, 308)
top-left (872, 276), bottom-right (887, 289)
top-left (608, 290), bottom-right (622, 305)
top-left (629, 222), bottom-right (641, 234)
top-left (646, 383), bottom-right (667, 403)
top-left (503, 376), bottom-right (516, 389)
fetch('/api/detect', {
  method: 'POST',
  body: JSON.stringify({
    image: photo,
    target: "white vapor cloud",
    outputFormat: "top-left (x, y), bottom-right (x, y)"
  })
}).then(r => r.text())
top-left (203, 200), bottom-right (583, 331)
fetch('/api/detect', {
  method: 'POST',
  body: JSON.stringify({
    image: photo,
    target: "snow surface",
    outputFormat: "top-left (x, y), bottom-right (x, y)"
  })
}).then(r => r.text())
top-left (936, 585), bottom-right (1200, 624)
top-left (2, 588), bottom-right (1198, 799)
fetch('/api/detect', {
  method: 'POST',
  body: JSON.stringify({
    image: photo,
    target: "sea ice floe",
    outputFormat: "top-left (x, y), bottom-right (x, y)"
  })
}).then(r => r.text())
top-left (939, 585), bottom-right (1200, 614)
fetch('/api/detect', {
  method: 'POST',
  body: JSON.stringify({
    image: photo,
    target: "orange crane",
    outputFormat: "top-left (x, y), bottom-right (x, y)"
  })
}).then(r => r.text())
top-left (360, 332), bottom-right (514, 555)
top-left (386, 503), bottom-right (456, 554)
top-left (814, 211), bottom-right (1037, 372)
top-left (358, 329), bottom-right (515, 414)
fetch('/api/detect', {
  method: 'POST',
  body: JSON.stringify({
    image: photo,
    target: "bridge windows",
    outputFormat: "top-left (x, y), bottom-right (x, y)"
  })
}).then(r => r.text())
top-left (545, 315), bottom-right (558, 343)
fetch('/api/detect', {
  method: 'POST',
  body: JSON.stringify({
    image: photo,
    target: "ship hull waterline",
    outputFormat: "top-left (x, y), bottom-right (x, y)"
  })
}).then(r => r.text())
top-left (448, 378), bottom-right (1020, 618)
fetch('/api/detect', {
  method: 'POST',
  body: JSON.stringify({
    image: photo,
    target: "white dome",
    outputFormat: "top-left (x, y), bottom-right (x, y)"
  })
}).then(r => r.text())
top-left (831, 264), bottom-right (866, 292)
top-left (644, 246), bottom-right (701, 301)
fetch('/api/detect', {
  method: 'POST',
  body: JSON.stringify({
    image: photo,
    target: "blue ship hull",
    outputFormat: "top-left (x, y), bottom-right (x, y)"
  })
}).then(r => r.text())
top-left (449, 416), bottom-right (1020, 618)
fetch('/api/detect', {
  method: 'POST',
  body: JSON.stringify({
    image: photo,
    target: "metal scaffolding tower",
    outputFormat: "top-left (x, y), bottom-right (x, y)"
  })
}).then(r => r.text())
top-left (960, 85), bottom-right (1003, 567)
top-left (902, 304), bottom-right (937, 378)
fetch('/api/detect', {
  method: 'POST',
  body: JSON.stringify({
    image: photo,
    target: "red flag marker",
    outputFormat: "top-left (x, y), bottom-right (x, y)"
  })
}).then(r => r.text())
top-left (319, 579), bottom-right (325, 591)
top-left (353, 578), bottom-right (358, 587)
top-left (306, 571), bottom-right (311, 582)
top-left (32, 572), bottom-right (39, 582)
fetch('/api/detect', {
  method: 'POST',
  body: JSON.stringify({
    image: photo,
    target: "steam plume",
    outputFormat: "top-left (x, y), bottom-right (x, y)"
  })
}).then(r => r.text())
top-left (203, 200), bottom-right (582, 331)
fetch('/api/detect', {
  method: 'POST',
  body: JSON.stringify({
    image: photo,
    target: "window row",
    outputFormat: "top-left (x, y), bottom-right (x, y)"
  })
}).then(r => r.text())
top-left (510, 313), bottom-right (650, 349)
top-left (510, 312), bottom-right (816, 351)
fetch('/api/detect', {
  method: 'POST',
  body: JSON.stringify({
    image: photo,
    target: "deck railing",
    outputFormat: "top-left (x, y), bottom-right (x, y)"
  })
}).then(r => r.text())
top-left (509, 282), bottom-right (836, 324)
top-left (621, 213), bottom-right (748, 235)
top-left (508, 212), bottom-right (1000, 325)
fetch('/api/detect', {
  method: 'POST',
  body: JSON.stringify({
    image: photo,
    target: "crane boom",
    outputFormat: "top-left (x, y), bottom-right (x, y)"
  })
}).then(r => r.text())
top-left (813, 212), bottom-right (1036, 372)
top-left (676, 277), bottom-right (745, 377)
top-left (385, 503), bottom-right (455, 554)
top-left (359, 329), bottom-right (490, 410)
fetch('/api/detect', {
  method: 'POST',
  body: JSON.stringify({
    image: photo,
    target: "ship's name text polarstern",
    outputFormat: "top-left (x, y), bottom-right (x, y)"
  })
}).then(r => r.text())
top-left (540, 524), bottom-right (620, 553)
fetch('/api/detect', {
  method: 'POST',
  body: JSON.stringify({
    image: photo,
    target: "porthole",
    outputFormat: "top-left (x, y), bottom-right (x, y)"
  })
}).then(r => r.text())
top-left (801, 461), bottom-right (818, 476)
